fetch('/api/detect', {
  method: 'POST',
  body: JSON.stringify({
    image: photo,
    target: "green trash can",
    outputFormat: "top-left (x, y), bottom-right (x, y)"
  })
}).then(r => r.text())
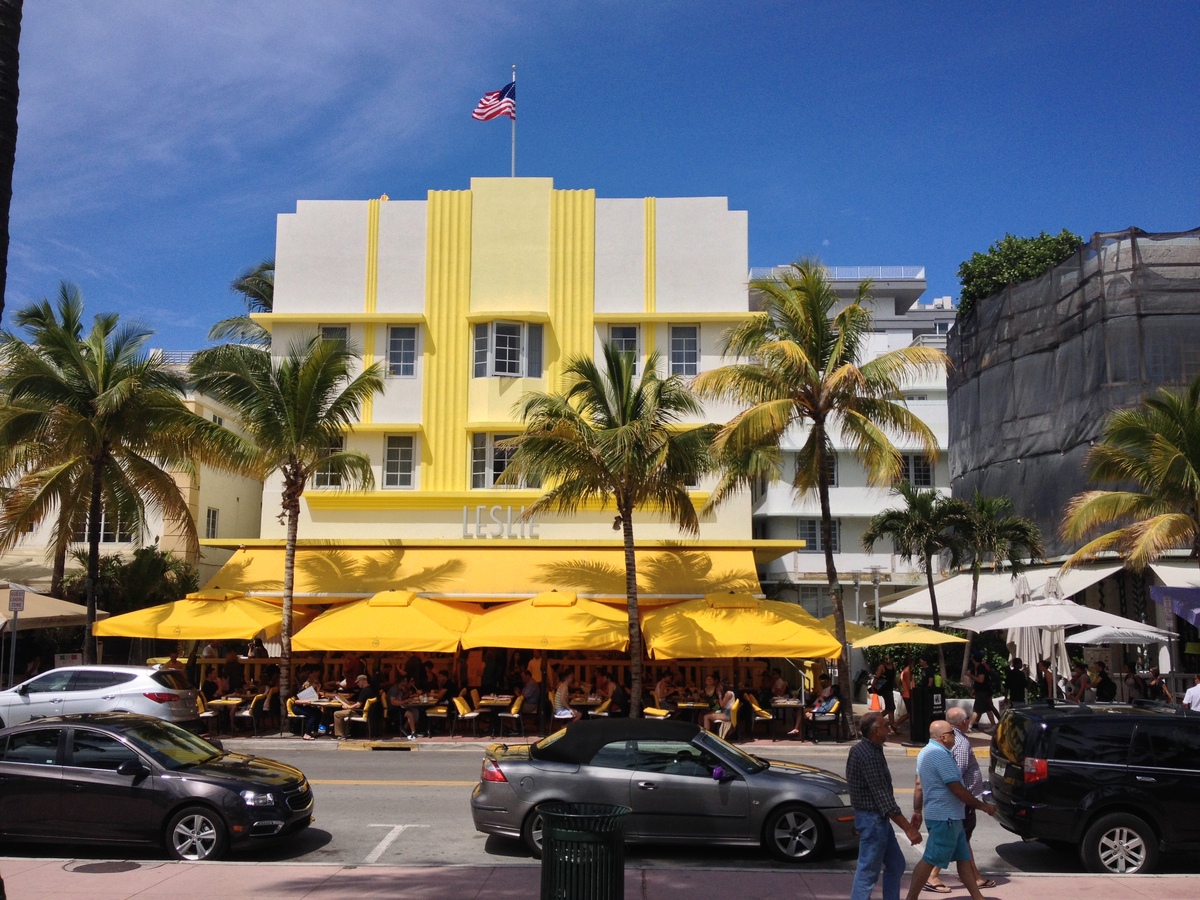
top-left (538, 801), bottom-right (631, 900)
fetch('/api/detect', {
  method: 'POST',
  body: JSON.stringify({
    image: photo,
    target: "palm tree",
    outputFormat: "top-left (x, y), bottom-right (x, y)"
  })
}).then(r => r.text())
top-left (0, 284), bottom-right (242, 659)
top-left (1063, 376), bottom-right (1200, 570)
top-left (500, 343), bottom-right (715, 716)
top-left (694, 259), bottom-right (946, 717)
top-left (956, 490), bottom-right (1043, 680)
top-left (190, 337), bottom-right (383, 702)
top-left (862, 482), bottom-right (968, 680)
top-left (208, 258), bottom-right (274, 346)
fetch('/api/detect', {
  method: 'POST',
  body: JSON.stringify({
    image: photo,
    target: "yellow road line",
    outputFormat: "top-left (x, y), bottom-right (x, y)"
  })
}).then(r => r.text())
top-left (310, 779), bottom-right (476, 786)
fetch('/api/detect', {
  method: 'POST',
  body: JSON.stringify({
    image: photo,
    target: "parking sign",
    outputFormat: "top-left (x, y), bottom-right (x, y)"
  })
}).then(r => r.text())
top-left (7, 588), bottom-right (24, 613)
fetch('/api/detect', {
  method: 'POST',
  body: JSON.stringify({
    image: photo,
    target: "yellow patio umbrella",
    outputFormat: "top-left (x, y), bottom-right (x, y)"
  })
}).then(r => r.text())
top-left (92, 589), bottom-right (310, 640)
top-left (292, 590), bottom-right (479, 653)
top-left (461, 590), bottom-right (629, 651)
top-left (819, 614), bottom-right (878, 644)
top-left (641, 593), bottom-right (843, 659)
top-left (850, 620), bottom-right (967, 648)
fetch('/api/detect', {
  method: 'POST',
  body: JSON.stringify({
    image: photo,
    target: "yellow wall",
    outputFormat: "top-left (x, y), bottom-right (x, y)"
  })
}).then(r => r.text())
top-left (422, 189), bottom-right (473, 491)
top-left (469, 178), bottom-right (552, 313)
top-left (549, 188), bottom-right (595, 389)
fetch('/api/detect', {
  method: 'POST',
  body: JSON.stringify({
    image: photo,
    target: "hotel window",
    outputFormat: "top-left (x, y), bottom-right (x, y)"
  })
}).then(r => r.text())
top-left (211, 413), bottom-right (224, 426)
top-left (387, 326), bottom-right (417, 377)
top-left (669, 325), bottom-right (699, 376)
top-left (384, 435), bottom-right (415, 488)
top-left (319, 325), bottom-right (349, 351)
top-left (313, 436), bottom-right (345, 488)
top-left (798, 518), bottom-right (839, 553)
top-left (609, 326), bottom-right (639, 373)
top-left (205, 508), bottom-right (219, 540)
top-left (900, 453), bottom-right (934, 488)
top-left (471, 434), bottom-right (539, 489)
top-left (794, 454), bottom-right (837, 486)
top-left (72, 512), bottom-right (131, 544)
top-left (905, 394), bottom-right (928, 402)
top-left (473, 322), bottom-right (543, 378)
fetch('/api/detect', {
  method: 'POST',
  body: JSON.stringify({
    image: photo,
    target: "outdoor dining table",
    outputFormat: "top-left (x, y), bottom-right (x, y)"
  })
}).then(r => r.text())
top-left (770, 698), bottom-right (804, 741)
top-left (403, 695), bottom-right (444, 737)
top-left (206, 697), bottom-right (243, 736)
top-left (675, 700), bottom-right (711, 723)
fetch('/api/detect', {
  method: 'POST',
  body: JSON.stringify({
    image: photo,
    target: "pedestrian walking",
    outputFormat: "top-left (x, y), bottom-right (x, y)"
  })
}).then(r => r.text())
top-left (846, 712), bottom-right (922, 900)
top-left (904, 720), bottom-right (996, 900)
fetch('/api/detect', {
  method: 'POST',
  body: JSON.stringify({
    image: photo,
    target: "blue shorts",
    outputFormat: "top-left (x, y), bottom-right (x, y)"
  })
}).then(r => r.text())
top-left (922, 819), bottom-right (971, 868)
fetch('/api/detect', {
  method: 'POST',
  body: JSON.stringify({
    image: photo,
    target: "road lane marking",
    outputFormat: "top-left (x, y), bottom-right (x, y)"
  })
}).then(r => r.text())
top-left (364, 823), bottom-right (429, 864)
top-left (310, 779), bottom-right (476, 786)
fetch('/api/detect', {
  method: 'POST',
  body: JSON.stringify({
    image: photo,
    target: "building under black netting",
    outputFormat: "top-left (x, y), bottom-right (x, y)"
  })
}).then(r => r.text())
top-left (948, 227), bottom-right (1200, 559)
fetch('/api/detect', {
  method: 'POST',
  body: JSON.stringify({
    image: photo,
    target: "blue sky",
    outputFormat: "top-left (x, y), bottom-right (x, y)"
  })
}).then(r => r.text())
top-left (5, 2), bottom-right (1198, 350)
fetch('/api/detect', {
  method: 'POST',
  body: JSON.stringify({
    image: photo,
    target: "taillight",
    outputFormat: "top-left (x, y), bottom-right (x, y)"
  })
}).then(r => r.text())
top-left (481, 759), bottom-right (508, 783)
top-left (1023, 757), bottom-right (1048, 784)
top-left (143, 692), bottom-right (180, 704)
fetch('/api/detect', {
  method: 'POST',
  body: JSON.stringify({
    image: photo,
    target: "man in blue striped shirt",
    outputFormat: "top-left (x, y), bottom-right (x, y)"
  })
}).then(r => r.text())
top-left (905, 720), bottom-right (996, 900)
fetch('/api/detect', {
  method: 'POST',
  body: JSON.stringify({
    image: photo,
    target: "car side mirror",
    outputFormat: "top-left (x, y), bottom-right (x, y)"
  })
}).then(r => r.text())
top-left (16, 684), bottom-right (29, 695)
top-left (208, 737), bottom-right (224, 752)
top-left (711, 765), bottom-right (733, 782)
top-left (116, 759), bottom-right (151, 779)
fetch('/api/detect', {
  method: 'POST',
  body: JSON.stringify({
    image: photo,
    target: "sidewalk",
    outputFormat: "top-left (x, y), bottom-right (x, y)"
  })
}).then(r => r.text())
top-left (2, 856), bottom-right (1196, 899)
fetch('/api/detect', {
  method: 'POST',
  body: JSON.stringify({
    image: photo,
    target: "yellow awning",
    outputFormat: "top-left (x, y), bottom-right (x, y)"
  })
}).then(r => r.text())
top-left (92, 591), bottom-right (310, 640)
top-left (851, 621), bottom-right (967, 648)
top-left (200, 543), bottom-right (763, 605)
top-left (461, 590), bottom-right (630, 651)
top-left (292, 590), bottom-right (479, 653)
top-left (641, 593), bottom-right (843, 660)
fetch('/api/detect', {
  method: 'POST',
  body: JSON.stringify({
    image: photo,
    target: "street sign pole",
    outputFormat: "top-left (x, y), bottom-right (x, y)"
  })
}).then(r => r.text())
top-left (8, 587), bottom-right (25, 688)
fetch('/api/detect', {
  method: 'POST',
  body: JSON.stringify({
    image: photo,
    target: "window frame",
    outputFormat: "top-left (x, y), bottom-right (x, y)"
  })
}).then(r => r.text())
top-left (901, 453), bottom-right (934, 488)
top-left (205, 507), bottom-right (219, 540)
top-left (383, 435), bottom-right (416, 489)
top-left (609, 326), bottom-right (639, 374)
top-left (669, 325), bottom-right (699, 377)
top-left (386, 325), bottom-right (418, 378)
top-left (319, 324), bottom-right (350, 352)
top-left (797, 517), bottom-right (840, 553)
top-left (313, 435), bottom-right (346, 489)
top-left (472, 321), bottom-right (544, 379)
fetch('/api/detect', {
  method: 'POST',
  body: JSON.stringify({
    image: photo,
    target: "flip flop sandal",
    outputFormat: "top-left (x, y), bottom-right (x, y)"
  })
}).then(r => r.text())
top-left (923, 885), bottom-right (952, 894)
top-left (978, 880), bottom-right (997, 888)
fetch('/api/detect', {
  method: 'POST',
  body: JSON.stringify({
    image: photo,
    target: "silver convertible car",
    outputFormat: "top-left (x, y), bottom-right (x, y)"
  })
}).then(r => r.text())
top-left (470, 718), bottom-right (857, 862)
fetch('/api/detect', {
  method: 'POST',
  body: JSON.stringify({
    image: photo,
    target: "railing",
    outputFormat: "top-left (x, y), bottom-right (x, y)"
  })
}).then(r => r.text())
top-left (749, 265), bottom-right (925, 282)
top-left (154, 350), bottom-right (197, 367)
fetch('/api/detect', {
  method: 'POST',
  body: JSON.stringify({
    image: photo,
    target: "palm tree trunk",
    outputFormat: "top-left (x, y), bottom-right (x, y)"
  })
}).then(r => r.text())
top-left (815, 453), bottom-right (851, 734)
top-left (279, 488), bottom-right (300, 707)
top-left (924, 556), bottom-right (947, 683)
top-left (50, 544), bottom-right (66, 598)
top-left (83, 457), bottom-right (103, 664)
top-left (960, 564), bottom-right (982, 683)
top-left (620, 502), bottom-right (643, 718)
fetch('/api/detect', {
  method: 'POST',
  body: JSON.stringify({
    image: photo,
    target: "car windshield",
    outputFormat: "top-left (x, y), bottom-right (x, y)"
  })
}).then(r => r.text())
top-left (695, 729), bottom-right (767, 773)
top-left (120, 718), bottom-right (222, 770)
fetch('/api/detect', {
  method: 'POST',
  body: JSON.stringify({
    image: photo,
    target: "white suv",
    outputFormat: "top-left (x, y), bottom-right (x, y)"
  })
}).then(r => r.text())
top-left (0, 665), bottom-right (201, 731)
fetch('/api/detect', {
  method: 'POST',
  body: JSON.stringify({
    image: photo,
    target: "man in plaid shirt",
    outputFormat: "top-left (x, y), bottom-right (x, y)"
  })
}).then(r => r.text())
top-left (846, 712), bottom-right (922, 900)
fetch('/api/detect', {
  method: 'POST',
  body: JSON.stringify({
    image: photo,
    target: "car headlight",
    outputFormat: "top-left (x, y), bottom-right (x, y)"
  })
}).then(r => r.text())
top-left (241, 790), bottom-right (278, 807)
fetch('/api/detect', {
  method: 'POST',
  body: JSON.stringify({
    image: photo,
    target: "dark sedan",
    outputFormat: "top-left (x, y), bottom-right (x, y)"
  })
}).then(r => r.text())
top-left (0, 712), bottom-right (313, 860)
top-left (471, 718), bottom-right (857, 862)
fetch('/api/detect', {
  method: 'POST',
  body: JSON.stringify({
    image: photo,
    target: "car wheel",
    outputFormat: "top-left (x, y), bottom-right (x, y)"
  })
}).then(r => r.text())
top-left (166, 806), bottom-right (228, 861)
top-left (763, 803), bottom-right (827, 863)
top-left (521, 807), bottom-right (548, 858)
top-left (1080, 812), bottom-right (1159, 875)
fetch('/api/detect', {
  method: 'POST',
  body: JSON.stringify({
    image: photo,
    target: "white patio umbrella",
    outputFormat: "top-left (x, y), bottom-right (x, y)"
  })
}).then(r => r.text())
top-left (1065, 624), bottom-right (1177, 645)
top-left (1005, 576), bottom-right (1071, 696)
top-left (957, 595), bottom-right (1165, 699)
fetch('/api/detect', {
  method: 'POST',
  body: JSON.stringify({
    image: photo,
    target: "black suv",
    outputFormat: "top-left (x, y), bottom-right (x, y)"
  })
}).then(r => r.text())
top-left (989, 701), bottom-right (1200, 874)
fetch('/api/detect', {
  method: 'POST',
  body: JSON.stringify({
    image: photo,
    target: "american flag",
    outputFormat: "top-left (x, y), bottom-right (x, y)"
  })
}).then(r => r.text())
top-left (472, 82), bottom-right (516, 121)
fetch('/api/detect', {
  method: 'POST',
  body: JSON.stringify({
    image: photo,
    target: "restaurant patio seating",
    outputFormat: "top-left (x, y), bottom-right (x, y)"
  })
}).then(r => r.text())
top-left (197, 695), bottom-right (218, 736)
top-left (451, 696), bottom-right (485, 738)
top-left (809, 696), bottom-right (844, 743)
top-left (285, 696), bottom-right (306, 736)
top-left (233, 693), bottom-right (266, 736)
top-left (742, 693), bottom-right (773, 739)
top-left (588, 698), bottom-right (613, 718)
top-left (496, 695), bottom-right (526, 738)
top-left (718, 699), bottom-right (739, 741)
top-left (349, 693), bottom-right (384, 739)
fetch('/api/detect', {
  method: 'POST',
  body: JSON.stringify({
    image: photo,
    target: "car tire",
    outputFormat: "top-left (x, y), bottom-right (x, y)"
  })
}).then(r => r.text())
top-left (521, 806), bottom-right (550, 858)
top-left (1080, 812), bottom-right (1159, 875)
top-left (166, 806), bottom-right (228, 861)
top-left (763, 803), bottom-right (827, 863)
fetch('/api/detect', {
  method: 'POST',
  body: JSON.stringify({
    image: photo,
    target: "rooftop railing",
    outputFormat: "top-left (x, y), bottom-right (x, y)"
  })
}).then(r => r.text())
top-left (749, 265), bottom-right (926, 282)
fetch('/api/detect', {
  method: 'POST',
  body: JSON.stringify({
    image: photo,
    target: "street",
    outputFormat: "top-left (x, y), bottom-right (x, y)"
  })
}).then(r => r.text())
top-left (6, 741), bottom-right (1199, 877)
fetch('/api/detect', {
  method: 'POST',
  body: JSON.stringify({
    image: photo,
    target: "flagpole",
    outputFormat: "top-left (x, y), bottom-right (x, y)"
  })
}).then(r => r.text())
top-left (511, 65), bottom-right (516, 177)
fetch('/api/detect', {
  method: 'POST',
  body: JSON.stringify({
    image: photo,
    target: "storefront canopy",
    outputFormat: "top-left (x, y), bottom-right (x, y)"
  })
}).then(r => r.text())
top-left (850, 621), bottom-right (968, 649)
top-left (641, 593), bottom-right (843, 660)
top-left (460, 590), bottom-right (629, 651)
top-left (292, 590), bottom-right (479, 653)
top-left (92, 589), bottom-right (309, 641)
top-left (199, 541), bottom-right (771, 606)
top-left (0, 583), bottom-right (104, 633)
